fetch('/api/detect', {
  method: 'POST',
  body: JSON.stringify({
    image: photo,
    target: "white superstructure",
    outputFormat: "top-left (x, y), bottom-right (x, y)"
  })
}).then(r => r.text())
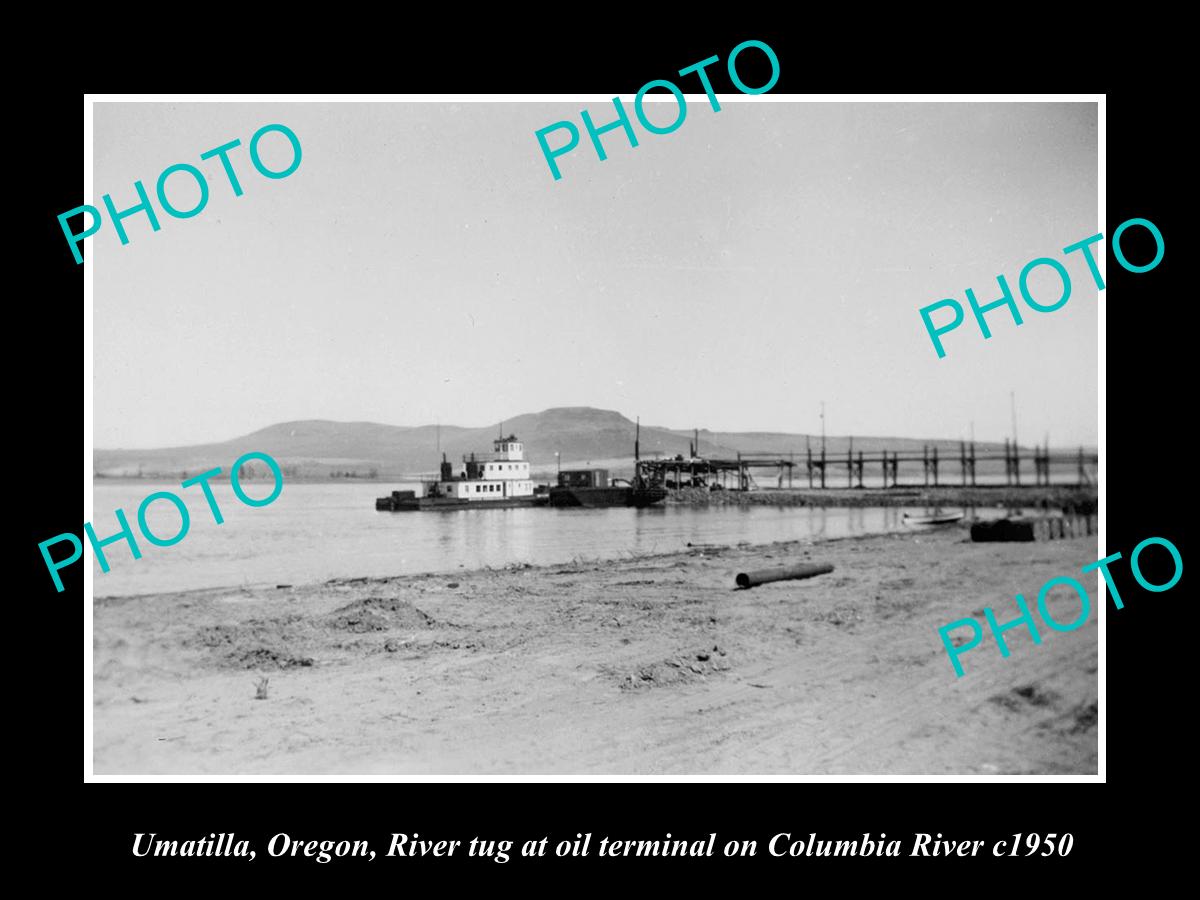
top-left (432, 434), bottom-right (535, 501)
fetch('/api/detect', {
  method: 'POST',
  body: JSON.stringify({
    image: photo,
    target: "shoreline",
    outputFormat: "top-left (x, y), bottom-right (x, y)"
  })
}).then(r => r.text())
top-left (664, 484), bottom-right (1097, 509)
top-left (94, 527), bottom-right (1099, 775)
top-left (91, 498), bottom-right (1093, 602)
top-left (93, 529), bottom-right (885, 603)
top-left (97, 475), bottom-right (1097, 511)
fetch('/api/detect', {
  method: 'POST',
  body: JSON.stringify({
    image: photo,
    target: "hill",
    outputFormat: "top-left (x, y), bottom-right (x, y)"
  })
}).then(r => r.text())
top-left (94, 406), bottom-right (1013, 480)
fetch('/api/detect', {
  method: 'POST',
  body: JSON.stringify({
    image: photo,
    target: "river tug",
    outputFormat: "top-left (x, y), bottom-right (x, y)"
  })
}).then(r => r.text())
top-left (375, 434), bottom-right (547, 511)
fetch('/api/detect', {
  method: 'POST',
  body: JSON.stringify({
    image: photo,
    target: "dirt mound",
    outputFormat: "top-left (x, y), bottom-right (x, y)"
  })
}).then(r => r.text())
top-left (1070, 701), bottom-right (1098, 734)
top-left (990, 683), bottom-right (1061, 711)
top-left (811, 604), bottom-right (864, 630)
top-left (228, 647), bottom-right (315, 669)
top-left (616, 648), bottom-right (730, 691)
top-left (188, 617), bottom-right (315, 670)
top-left (1033, 699), bottom-right (1098, 739)
top-left (324, 597), bottom-right (435, 632)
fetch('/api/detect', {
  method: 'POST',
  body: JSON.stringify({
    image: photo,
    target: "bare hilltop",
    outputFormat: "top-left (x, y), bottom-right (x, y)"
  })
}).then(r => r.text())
top-left (95, 406), bottom-right (1014, 480)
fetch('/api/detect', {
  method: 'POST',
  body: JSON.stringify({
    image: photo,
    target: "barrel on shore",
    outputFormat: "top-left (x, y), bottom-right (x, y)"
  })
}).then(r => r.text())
top-left (970, 514), bottom-right (1095, 542)
top-left (735, 563), bottom-right (834, 589)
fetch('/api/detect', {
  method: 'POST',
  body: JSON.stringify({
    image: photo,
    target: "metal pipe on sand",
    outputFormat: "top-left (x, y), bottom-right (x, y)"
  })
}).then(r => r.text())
top-left (735, 563), bottom-right (834, 590)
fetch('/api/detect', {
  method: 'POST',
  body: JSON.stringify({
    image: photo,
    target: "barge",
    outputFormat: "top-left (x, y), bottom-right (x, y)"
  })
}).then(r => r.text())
top-left (548, 468), bottom-right (667, 508)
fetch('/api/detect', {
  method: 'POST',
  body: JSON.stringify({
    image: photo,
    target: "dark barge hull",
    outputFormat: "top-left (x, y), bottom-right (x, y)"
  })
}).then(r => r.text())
top-left (376, 496), bottom-right (547, 512)
top-left (547, 486), bottom-right (668, 508)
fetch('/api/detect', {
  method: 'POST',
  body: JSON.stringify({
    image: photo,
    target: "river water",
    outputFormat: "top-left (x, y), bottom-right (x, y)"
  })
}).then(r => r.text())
top-left (90, 482), bottom-right (1037, 597)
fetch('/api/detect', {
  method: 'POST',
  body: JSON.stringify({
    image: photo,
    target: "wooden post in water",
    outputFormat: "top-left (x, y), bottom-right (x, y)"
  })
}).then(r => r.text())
top-left (857, 451), bottom-right (864, 488)
top-left (923, 445), bottom-right (929, 487)
top-left (806, 438), bottom-right (813, 489)
top-left (847, 437), bottom-right (853, 489)
top-left (690, 430), bottom-right (696, 484)
top-left (933, 445), bottom-right (939, 487)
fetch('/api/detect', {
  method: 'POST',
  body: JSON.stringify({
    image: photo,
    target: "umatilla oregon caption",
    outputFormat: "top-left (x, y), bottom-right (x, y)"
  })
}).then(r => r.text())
top-left (132, 831), bottom-right (1074, 862)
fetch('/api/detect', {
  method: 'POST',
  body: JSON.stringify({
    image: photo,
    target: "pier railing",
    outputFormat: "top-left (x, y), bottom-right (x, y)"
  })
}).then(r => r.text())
top-left (636, 442), bottom-right (1098, 491)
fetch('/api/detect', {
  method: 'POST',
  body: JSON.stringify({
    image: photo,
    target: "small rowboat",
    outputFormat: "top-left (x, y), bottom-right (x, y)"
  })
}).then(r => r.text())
top-left (903, 511), bottom-right (965, 527)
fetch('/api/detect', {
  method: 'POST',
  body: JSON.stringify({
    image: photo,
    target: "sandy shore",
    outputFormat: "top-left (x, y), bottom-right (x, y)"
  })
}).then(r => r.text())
top-left (93, 528), bottom-right (1099, 775)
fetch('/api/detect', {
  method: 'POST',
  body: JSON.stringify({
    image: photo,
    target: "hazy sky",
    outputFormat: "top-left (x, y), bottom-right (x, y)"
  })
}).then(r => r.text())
top-left (93, 101), bottom-right (1098, 449)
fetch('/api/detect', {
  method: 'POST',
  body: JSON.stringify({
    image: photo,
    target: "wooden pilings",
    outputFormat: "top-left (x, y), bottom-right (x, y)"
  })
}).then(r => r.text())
top-left (882, 450), bottom-right (899, 488)
top-left (921, 445), bottom-right (940, 486)
top-left (639, 436), bottom-right (1095, 492)
top-left (1032, 440), bottom-right (1053, 486)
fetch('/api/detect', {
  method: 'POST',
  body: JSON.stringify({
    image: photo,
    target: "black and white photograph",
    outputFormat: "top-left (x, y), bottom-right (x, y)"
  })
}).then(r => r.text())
top-left (84, 96), bottom-right (1101, 776)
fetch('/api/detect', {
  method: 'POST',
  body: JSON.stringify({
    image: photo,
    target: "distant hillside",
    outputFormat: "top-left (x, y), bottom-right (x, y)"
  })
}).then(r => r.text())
top-left (95, 406), bottom-right (1017, 480)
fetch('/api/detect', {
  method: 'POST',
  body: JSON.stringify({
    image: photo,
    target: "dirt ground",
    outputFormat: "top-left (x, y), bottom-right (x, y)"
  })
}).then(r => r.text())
top-left (92, 528), bottom-right (1100, 775)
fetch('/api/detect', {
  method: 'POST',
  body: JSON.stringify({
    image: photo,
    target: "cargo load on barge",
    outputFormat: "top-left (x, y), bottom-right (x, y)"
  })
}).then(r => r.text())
top-left (546, 416), bottom-right (667, 508)
top-left (547, 468), bottom-right (668, 508)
